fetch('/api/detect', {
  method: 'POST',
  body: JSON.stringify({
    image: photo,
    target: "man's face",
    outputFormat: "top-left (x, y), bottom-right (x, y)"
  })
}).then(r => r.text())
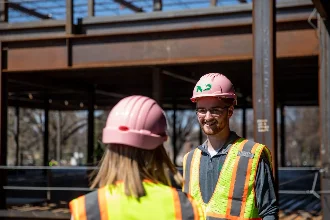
top-left (196, 97), bottom-right (233, 136)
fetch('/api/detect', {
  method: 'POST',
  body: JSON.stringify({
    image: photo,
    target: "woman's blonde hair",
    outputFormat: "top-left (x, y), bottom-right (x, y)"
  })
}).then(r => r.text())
top-left (90, 143), bottom-right (183, 198)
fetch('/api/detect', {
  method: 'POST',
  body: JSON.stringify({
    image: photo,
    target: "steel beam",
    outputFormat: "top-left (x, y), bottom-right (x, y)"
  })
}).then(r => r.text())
top-left (0, 0), bottom-right (314, 41)
top-left (162, 70), bottom-right (197, 84)
top-left (0, 21), bottom-right (66, 41)
top-left (3, 28), bottom-right (316, 72)
top-left (210, 0), bottom-right (217, 6)
top-left (280, 103), bottom-right (285, 167)
top-left (8, 3), bottom-right (51, 20)
top-left (113, 0), bottom-right (144, 13)
top-left (0, 1), bottom-right (8, 22)
top-left (73, 29), bottom-right (318, 68)
top-left (66, 0), bottom-right (73, 34)
top-left (252, 0), bottom-right (278, 184)
top-left (88, 0), bottom-right (95, 17)
top-left (318, 13), bottom-right (330, 220)
top-left (8, 79), bottom-right (86, 95)
top-left (153, 0), bottom-right (162, 11)
top-left (80, 7), bottom-right (315, 37)
top-left (0, 42), bottom-right (7, 209)
top-left (312, 0), bottom-right (330, 20)
top-left (8, 79), bottom-right (127, 101)
top-left (95, 90), bottom-right (126, 99)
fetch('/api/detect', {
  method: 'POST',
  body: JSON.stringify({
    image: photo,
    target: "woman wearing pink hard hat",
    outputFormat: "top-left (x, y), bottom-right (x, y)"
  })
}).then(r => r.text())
top-left (69, 95), bottom-right (204, 220)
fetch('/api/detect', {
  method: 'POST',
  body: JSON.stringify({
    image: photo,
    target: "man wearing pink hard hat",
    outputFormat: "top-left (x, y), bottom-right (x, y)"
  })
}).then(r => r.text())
top-left (182, 73), bottom-right (278, 220)
top-left (69, 95), bottom-right (204, 220)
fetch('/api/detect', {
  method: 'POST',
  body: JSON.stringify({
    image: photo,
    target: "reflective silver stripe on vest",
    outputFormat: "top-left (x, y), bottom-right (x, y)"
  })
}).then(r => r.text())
top-left (183, 150), bottom-right (195, 194)
top-left (207, 217), bottom-right (227, 220)
top-left (177, 191), bottom-right (196, 220)
top-left (84, 190), bottom-right (101, 220)
top-left (230, 140), bottom-right (256, 217)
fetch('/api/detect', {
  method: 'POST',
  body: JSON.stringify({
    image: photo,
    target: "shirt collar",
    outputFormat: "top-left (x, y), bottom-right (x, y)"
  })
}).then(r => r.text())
top-left (200, 131), bottom-right (240, 155)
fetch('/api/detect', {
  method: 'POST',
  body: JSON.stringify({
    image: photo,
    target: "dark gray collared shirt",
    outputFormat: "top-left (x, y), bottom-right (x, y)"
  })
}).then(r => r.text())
top-left (197, 131), bottom-right (278, 220)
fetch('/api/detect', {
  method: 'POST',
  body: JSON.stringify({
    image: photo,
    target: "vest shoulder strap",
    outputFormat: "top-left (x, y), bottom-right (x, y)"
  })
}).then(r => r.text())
top-left (69, 190), bottom-right (100, 220)
top-left (183, 148), bottom-right (201, 193)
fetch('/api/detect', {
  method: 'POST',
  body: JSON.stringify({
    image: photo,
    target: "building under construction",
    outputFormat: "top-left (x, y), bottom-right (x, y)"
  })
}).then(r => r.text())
top-left (0, 0), bottom-right (329, 219)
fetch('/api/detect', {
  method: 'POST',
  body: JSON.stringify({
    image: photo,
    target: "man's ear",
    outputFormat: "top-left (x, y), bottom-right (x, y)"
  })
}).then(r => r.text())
top-left (228, 106), bottom-right (234, 117)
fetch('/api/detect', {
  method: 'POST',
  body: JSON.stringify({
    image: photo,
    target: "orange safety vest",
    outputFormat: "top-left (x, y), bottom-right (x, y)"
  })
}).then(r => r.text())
top-left (70, 180), bottom-right (204, 220)
top-left (183, 138), bottom-right (272, 220)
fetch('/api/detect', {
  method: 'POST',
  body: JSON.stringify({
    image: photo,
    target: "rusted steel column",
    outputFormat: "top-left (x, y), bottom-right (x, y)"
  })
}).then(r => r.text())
top-left (88, 0), bottom-right (95, 17)
top-left (66, 0), bottom-right (74, 34)
top-left (87, 86), bottom-right (95, 165)
top-left (67, 39), bottom-right (72, 67)
top-left (318, 14), bottom-right (330, 220)
top-left (0, 1), bottom-right (8, 22)
top-left (252, 0), bottom-right (278, 180)
top-left (280, 103), bottom-right (285, 167)
top-left (152, 68), bottom-right (163, 105)
top-left (0, 42), bottom-right (8, 209)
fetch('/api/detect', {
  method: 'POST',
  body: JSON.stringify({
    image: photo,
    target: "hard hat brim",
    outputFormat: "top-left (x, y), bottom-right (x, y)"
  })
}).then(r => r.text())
top-left (190, 93), bottom-right (237, 103)
top-left (102, 127), bottom-right (167, 150)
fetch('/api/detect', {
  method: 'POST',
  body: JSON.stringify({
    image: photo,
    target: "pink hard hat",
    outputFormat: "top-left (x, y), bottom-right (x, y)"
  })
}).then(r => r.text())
top-left (191, 73), bottom-right (237, 104)
top-left (102, 95), bottom-right (168, 150)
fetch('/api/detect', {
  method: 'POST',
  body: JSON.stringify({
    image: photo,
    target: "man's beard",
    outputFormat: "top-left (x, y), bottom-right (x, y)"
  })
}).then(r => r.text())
top-left (199, 119), bottom-right (222, 135)
top-left (199, 114), bottom-right (228, 136)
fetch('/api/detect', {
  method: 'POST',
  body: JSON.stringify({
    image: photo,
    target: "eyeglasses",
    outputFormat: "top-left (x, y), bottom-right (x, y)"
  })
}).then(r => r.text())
top-left (195, 107), bottom-right (228, 116)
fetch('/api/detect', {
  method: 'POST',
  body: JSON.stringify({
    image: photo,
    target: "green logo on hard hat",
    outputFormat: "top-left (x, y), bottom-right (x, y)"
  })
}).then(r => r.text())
top-left (196, 84), bottom-right (212, 92)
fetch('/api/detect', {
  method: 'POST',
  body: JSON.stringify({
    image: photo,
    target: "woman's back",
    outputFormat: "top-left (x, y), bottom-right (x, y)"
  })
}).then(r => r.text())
top-left (70, 96), bottom-right (204, 220)
top-left (70, 181), bottom-right (203, 220)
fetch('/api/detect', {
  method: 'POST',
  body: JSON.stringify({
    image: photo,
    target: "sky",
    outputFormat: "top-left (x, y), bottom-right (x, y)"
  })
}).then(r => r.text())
top-left (7, 0), bottom-right (253, 23)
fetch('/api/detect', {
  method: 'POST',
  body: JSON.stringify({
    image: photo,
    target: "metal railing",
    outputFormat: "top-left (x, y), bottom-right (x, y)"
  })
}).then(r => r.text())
top-left (0, 166), bottom-right (325, 216)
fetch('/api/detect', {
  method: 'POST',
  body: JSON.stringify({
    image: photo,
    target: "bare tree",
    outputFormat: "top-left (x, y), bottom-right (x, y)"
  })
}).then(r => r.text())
top-left (166, 110), bottom-right (198, 165)
top-left (7, 108), bottom-right (89, 165)
top-left (48, 110), bottom-right (87, 164)
top-left (7, 108), bottom-right (44, 165)
top-left (285, 107), bottom-right (320, 166)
